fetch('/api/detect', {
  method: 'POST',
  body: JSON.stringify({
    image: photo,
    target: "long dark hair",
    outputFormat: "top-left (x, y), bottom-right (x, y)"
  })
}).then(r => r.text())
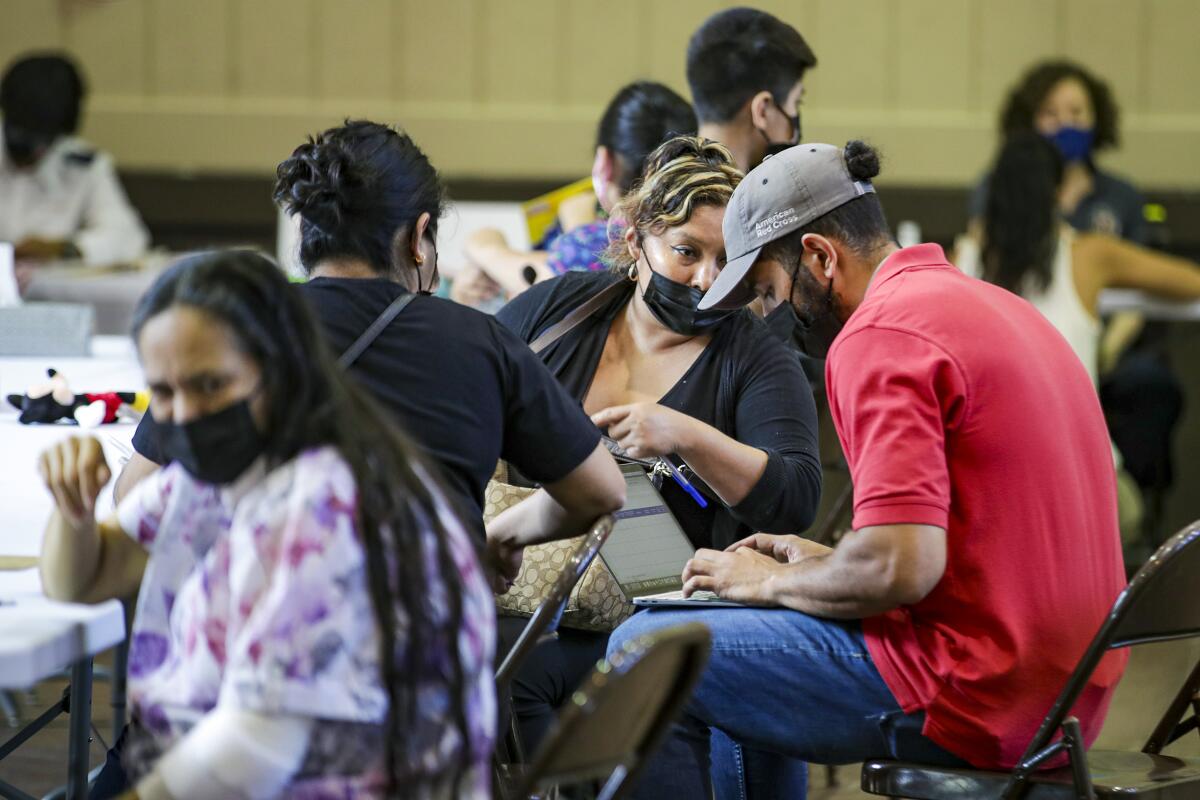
top-left (999, 60), bottom-right (1119, 151)
top-left (982, 133), bottom-right (1063, 293)
top-left (273, 120), bottom-right (446, 278)
top-left (131, 250), bottom-right (476, 796)
top-left (597, 82), bottom-right (697, 195)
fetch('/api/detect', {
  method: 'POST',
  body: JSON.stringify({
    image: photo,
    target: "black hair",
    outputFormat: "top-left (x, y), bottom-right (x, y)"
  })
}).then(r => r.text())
top-left (981, 132), bottom-right (1063, 294)
top-left (596, 81), bottom-right (697, 194)
top-left (1000, 59), bottom-right (1119, 151)
top-left (0, 53), bottom-right (86, 135)
top-left (686, 7), bottom-right (816, 125)
top-left (131, 250), bottom-right (475, 797)
top-left (273, 120), bottom-right (446, 277)
top-left (760, 141), bottom-right (891, 288)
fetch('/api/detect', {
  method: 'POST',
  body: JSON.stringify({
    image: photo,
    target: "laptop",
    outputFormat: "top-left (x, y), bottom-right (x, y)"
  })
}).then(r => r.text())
top-left (599, 464), bottom-right (743, 609)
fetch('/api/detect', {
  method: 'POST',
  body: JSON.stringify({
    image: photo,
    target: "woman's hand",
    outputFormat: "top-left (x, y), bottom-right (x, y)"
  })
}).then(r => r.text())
top-left (449, 264), bottom-right (502, 307)
top-left (590, 403), bottom-right (698, 460)
top-left (38, 435), bottom-right (111, 528)
top-left (483, 530), bottom-right (524, 594)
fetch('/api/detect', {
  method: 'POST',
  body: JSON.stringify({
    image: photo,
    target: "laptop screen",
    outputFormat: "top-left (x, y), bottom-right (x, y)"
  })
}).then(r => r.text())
top-left (598, 465), bottom-right (696, 599)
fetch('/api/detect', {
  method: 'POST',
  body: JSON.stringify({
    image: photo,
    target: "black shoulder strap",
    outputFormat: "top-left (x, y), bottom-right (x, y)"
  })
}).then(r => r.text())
top-left (529, 279), bottom-right (629, 355)
top-left (338, 292), bottom-right (417, 368)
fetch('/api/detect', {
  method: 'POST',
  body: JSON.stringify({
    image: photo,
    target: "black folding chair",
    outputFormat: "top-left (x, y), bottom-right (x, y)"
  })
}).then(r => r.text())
top-left (503, 622), bottom-right (712, 800)
top-left (861, 519), bottom-right (1200, 799)
top-left (494, 516), bottom-right (614, 770)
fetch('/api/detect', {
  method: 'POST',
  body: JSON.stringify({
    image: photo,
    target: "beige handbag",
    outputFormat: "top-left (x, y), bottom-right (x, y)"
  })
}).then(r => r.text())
top-left (484, 464), bottom-right (633, 632)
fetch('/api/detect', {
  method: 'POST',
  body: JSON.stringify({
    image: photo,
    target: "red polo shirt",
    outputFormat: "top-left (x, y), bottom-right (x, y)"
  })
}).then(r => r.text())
top-left (827, 244), bottom-right (1127, 769)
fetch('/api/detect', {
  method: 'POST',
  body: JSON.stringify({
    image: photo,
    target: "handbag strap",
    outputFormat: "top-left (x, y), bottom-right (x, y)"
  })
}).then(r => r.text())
top-left (529, 279), bottom-right (630, 355)
top-left (338, 291), bottom-right (417, 368)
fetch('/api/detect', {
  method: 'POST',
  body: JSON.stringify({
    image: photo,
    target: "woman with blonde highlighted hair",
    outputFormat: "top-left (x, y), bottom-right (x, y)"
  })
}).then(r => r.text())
top-left (492, 136), bottom-right (821, 770)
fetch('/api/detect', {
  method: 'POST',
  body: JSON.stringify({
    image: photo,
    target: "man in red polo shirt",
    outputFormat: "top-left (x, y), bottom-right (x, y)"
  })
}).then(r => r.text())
top-left (606, 140), bottom-right (1127, 799)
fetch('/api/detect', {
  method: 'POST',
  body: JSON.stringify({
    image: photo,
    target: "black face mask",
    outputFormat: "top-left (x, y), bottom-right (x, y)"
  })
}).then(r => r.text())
top-left (640, 252), bottom-right (733, 336)
top-left (766, 267), bottom-right (844, 359)
top-left (155, 398), bottom-right (265, 485)
top-left (3, 123), bottom-right (52, 168)
top-left (758, 102), bottom-right (802, 162)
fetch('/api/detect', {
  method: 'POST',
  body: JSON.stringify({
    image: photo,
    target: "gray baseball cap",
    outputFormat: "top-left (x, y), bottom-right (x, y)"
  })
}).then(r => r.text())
top-left (700, 143), bottom-right (876, 310)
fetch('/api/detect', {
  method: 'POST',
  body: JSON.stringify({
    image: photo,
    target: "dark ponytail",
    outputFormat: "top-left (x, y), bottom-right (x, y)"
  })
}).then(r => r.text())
top-left (273, 120), bottom-right (446, 277)
top-left (596, 81), bottom-right (698, 194)
top-left (844, 139), bottom-right (881, 182)
top-left (981, 132), bottom-right (1063, 293)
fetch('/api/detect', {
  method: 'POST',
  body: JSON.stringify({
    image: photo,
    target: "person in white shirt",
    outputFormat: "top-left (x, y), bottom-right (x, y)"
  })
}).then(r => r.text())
top-left (0, 53), bottom-right (148, 269)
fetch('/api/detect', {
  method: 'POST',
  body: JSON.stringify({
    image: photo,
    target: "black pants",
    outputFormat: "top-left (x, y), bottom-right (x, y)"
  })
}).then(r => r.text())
top-left (496, 616), bottom-right (609, 755)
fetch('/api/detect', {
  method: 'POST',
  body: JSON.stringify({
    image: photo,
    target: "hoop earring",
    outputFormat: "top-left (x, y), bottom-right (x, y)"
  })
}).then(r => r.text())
top-left (626, 263), bottom-right (638, 281)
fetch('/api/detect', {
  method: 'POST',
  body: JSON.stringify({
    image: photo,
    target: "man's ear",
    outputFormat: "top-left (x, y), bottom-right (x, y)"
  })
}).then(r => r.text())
top-left (748, 90), bottom-right (775, 129)
top-left (800, 233), bottom-right (838, 281)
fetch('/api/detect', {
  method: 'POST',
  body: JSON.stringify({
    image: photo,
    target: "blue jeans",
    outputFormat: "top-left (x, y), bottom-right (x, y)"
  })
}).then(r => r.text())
top-left (607, 607), bottom-right (967, 800)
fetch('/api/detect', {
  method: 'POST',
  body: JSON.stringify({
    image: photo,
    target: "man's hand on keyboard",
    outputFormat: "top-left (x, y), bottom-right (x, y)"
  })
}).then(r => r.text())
top-left (681, 546), bottom-right (787, 606)
top-left (726, 533), bottom-right (833, 564)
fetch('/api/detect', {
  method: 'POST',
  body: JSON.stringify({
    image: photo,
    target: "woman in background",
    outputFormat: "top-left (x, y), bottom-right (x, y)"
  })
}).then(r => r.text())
top-left (969, 59), bottom-right (1143, 241)
top-left (42, 251), bottom-right (493, 798)
top-left (964, 133), bottom-right (1200, 383)
top-left (460, 81), bottom-right (697, 298)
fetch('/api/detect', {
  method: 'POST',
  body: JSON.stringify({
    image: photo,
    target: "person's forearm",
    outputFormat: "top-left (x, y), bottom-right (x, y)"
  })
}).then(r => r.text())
top-left (488, 488), bottom-right (597, 548)
top-left (763, 551), bottom-right (914, 618)
top-left (40, 511), bottom-right (101, 602)
top-left (765, 528), bottom-right (941, 618)
top-left (675, 418), bottom-right (768, 507)
top-left (471, 245), bottom-right (551, 296)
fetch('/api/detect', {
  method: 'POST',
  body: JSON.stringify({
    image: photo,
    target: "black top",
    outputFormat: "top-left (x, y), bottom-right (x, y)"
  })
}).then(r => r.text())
top-left (969, 168), bottom-right (1146, 244)
top-left (132, 277), bottom-right (601, 537)
top-left (496, 271), bottom-right (822, 549)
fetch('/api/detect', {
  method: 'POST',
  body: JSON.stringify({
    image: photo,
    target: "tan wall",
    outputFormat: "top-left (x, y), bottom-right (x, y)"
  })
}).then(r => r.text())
top-left (3, 0), bottom-right (1199, 187)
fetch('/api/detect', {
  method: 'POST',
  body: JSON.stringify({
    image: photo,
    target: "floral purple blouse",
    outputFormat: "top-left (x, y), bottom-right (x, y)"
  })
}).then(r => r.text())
top-left (115, 446), bottom-right (495, 798)
top-left (545, 219), bottom-right (618, 275)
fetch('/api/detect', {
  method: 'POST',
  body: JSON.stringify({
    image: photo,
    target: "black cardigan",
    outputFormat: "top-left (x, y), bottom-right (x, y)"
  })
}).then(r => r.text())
top-left (497, 271), bottom-right (822, 549)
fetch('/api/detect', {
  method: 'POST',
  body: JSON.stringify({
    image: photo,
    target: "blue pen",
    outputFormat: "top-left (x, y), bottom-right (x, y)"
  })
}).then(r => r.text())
top-left (662, 458), bottom-right (708, 508)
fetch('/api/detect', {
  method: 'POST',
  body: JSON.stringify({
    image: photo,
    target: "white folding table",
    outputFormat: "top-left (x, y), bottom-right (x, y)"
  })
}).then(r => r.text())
top-left (0, 336), bottom-right (142, 800)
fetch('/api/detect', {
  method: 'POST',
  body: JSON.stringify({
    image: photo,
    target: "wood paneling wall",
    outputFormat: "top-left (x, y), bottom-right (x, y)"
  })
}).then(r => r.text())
top-left (2, 0), bottom-right (1199, 187)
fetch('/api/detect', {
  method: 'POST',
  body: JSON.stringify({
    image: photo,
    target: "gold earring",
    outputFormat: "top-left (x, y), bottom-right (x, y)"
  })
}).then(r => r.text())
top-left (415, 255), bottom-right (424, 266)
top-left (626, 263), bottom-right (638, 281)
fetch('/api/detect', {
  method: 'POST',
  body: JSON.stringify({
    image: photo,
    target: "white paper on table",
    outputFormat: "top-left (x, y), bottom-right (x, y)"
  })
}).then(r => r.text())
top-left (0, 567), bottom-right (43, 600)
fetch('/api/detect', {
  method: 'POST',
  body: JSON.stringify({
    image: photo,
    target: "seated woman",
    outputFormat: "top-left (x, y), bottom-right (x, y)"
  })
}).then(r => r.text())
top-left (490, 135), bottom-right (822, 751)
top-left (117, 120), bottom-right (624, 555)
top-left (461, 81), bottom-right (697, 298)
top-left (39, 251), bottom-right (493, 798)
top-left (962, 133), bottom-right (1200, 384)
top-left (968, 59), bottom-right (1144, 242)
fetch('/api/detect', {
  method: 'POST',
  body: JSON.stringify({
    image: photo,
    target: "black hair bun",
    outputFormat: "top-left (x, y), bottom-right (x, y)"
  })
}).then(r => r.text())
top-left (844, 140), bottom-right (881, 182)
top-left (273, 139), bottom-right (361, 234)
